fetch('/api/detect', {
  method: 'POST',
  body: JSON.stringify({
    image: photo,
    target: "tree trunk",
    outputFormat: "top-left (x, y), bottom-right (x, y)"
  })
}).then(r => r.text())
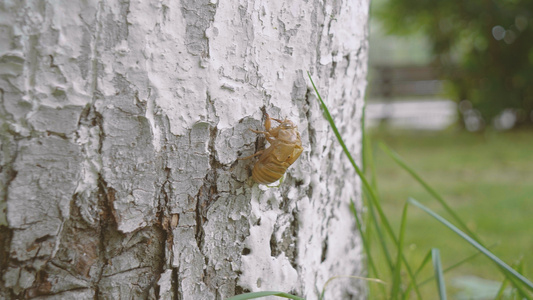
top-left (0, 0), bottom-right (369, 299)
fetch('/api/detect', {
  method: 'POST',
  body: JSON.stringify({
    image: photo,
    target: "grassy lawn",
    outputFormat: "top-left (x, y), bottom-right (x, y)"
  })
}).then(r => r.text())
top-left (367, 129), bottom-right (533, 298)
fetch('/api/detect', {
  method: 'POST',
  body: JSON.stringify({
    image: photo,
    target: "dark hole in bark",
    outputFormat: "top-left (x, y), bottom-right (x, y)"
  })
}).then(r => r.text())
top-left (34, 234), bottom-right (53, 243)
top-left (321, 237), bottom-right (328, 263)
top-left (270, 233), bottom-right (279, 257)
top-left (234, 285), bottom-right (250, 295)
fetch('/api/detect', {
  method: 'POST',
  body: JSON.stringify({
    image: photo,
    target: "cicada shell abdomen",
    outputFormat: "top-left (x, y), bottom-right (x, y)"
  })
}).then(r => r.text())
top-left (241, 112), bottom-right (303, 185)
top-left (251, 135), bottom-right (303, 184)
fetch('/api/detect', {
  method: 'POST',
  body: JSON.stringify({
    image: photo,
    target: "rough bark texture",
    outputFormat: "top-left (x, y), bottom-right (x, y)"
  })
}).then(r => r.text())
top-left (0, 0), bottom-right (369, 299)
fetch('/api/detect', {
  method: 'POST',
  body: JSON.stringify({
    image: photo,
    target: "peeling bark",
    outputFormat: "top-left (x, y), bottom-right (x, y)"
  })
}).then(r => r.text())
top-left (1, 0), bottom-right (369, 299)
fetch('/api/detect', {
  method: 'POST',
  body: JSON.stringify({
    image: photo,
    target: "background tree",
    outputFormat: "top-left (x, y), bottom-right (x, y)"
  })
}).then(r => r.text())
top-left (0, 0), bottom-right (369, 299)
top-left (377, 0), bottom-right (533, 129)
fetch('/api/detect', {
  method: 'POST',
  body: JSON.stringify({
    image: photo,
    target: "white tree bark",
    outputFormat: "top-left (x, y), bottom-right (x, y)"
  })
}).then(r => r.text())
top-left (0, 0), bottom-right (369, 299)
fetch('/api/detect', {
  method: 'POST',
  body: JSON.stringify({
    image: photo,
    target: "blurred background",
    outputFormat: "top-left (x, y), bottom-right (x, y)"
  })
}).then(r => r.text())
top-left (365, 0), bottom-right (533, 298)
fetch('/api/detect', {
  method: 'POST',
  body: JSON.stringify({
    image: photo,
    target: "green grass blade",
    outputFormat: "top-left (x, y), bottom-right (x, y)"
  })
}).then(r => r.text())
top-left (495, 258), bottom-right (524, 300)
top-left (358, 108), bottom-right (392, 279)
top-left (414, 250), bottom-right (433, 278)
top-left (419, 246), bottom-right (496, 287)
top-left (495, 277), bottom-right (509, 300)
top-left (506, 275), bottom-right (531, 300)
top-left (357, 199), bottom-right (388, 299)
top-left (308, 73), bottom-right (422, 299)
top-left (226, 291), bottom-right (305, 300)
top-left (391, 202), bottom-right (409, 299)
top-left (379, 143), bottom-right (481, 243)
top-left (360, 105), bottom-right (379, 192)
top-left (308, 72), bottom-right (393, 259)
top-left (350, 200), bottom-right (388, 298)
top-left (361, 112), bottom-right (380, 199)
top-left (505, 259), bottom-right (532, 300)
top-left (403, 250), bottom-right (432, 298)
top-left (319, 275), bottom-right (386, 300)
top-left (307, 73), bottom-right (372, 201)
top-left (367, 143), bottom-right (379, 193)
top-left (432, 248), bottom-right (447, 300)
top-left (408, 197), bottom-right (533, 292)
top-left (379, 143), bottom-right (477, 239)
top-left (364, 188), bottom-right (394, 272)
top-left (405, 248), bottom-right (488, 298)
top-left (307, 72), bottom-right (393, 269)
top-left (350, 199), bottom-right (380, 280)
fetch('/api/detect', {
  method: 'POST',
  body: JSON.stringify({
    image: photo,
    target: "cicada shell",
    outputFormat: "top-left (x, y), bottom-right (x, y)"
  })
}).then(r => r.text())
top-left (241, 112), bottom-right (303, 184)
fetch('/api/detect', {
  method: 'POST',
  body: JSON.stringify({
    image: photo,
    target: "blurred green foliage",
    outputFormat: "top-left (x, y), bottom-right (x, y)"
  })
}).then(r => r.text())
top-left (376, 0), bottom-right (533, 128)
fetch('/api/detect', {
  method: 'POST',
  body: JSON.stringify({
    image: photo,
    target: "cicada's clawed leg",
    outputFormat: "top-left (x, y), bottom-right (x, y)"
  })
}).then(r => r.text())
top-left (271, 117), bottom-right (284, 123)
top-left (250, 128), bottom-right (275, 141)
top-left (249, 129), bottom-right (268, 135)
top-left (263, 112), bottom-right (273, 132)
top-left (238, 150), bottom-right (264, 160)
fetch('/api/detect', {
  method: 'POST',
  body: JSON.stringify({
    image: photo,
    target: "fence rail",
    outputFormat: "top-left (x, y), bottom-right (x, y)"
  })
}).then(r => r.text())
top-left (366, 64), bottom-right (456, 130)
top-left (369, 65), bottom-right (444, 98)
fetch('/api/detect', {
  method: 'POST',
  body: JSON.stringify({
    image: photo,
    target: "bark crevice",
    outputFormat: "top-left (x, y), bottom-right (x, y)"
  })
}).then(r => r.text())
top-left (0, 85), bottom-right (19, 297)
top-left (193, 121), bottom-right (220, 293)
top-left (172, 267), bottom-right (181, 300)
top-left (94, 179), bottom-right (118, 299)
